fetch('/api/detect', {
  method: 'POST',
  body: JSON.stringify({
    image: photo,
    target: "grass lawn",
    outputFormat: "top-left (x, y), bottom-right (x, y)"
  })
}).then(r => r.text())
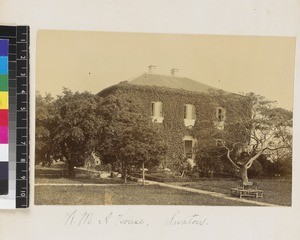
top-left (170, 178), bottom-right (292, 206)
top-left (35, 163), bottom-right (292, 206)
top-left (34, 176), bottom-right (291, 206)
top-left (35, 184), bottom-right (257, 206)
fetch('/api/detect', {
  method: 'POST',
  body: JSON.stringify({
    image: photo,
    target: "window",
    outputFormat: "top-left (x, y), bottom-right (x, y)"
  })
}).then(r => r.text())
top-left (183, 135), bottom-right (197, 168)
top-left (151, 101), bottom-right (163, 123)
top-left (184, 104), bottom-right (196, 120)
top-left (214, 107), bottom-right (226, 130)
top-left (184, 104), bottom-right (196, 127)
top-left (184, 140), bottom-right (193, 158)
top-left (215, 107), bottom-right (226, 121)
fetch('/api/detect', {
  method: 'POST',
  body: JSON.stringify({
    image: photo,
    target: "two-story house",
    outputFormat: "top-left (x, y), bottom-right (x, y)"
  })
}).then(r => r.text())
top-left (99, 70), bottom-right (251, 170)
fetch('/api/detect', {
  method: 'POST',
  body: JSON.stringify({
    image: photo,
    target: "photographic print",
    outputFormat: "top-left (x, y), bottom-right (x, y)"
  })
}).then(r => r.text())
top-left (35, 30), bottom-right (295, 206)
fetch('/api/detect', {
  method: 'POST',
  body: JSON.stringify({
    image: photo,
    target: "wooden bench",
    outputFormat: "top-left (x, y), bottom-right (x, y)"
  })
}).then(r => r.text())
top-left (230, 181), bottom-right (263, 199)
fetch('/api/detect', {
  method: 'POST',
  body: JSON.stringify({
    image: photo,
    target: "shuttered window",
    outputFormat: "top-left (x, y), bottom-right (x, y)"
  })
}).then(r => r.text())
top-left (151, 101), bottom-right (164, 123)
top-left (151, 101), bottom-right (163, 117)
top-left (215, 107), bottom-right (226, 121)
top-left (184, 104), bottom-right (196, 120)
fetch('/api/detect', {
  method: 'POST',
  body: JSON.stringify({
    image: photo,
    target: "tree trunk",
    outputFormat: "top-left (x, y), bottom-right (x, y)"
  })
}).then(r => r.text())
top-left (46, 153), bottom-right (51, 166)
top-left (124, 172), bottom-right (127, 183)
top-left (122, 161), bottom-right (127, 184)
top-left (142, 161), bottom-right (145, 186)
top-left (68, 160), bottom-right (75, 178)
top-left (241, 165), bottom-right (249, 183)
top-left (61, 144), bottom-right (75, 178)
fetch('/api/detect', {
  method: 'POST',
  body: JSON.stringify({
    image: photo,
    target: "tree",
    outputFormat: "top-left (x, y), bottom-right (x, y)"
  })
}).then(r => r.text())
top-left (195, 146), bottom-right (236, 178)
top-left (35, 91), bottom-right (58, 166)
top-left (96, 95), bottom-right (167, 184)
top-left (52, 88), bottom-right (103, 177)
top-left (257, 153), bottom-right (291, 178)
top-left (212, 92), bottom-right (292, 182)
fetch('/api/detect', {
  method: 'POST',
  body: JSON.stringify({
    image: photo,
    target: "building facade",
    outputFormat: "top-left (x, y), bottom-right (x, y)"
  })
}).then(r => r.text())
top-left (99, 72), bottom-right (251, 170)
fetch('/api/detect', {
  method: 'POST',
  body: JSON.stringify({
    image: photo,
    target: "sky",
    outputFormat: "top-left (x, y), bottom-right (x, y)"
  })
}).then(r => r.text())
top-left (36, 30), bottom-right (296, 110)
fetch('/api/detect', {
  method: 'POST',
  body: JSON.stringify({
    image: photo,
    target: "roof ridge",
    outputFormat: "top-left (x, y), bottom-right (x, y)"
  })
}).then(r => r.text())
top-left (143, 72), bottom-right (189, 79)
top-left (127, 72), bottom-right (220, 94)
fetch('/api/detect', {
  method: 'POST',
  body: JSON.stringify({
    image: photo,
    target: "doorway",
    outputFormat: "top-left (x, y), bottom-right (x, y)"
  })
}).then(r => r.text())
top-left (184, 140), bottom-right (193, 158)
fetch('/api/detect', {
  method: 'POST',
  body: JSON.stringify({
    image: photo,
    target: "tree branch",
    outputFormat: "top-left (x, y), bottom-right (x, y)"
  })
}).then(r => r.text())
top-left (264, 145), bottom-right (291, 151)
top-left (214, 138), bottom-right (240, 169)
top-left (245, 149), bottom-right (264, 169)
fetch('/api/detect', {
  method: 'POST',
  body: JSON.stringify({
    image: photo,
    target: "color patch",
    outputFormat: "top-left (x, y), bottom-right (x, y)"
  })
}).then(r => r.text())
top-left (0, 75), bottom-right (8, 91)
top-left (0, 110), bottom-right (8, 126)
top-left (0, 144), bottom-right (8, 161)
top-left (0, 57), bottom-right (8, 74)
top-left (0, 180), bottom-right (8, 195)
top-left (0, 92), bottom-right (8, 109)
top-left (0, 162), bottom-right (8, 179)
top-left (0, 126), bottom-right (8, 143)
top-left (0, 40), bottom-right (8, 56)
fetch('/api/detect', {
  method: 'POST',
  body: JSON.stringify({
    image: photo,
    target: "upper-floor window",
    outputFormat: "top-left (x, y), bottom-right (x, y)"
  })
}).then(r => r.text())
top-left (184, 104), bottom-right (196, 127)
top-left (151, 101), bottom-right (163, 123)
top-left (215, 107), bottom-right (226, 121)
top-left (184, 104), bottom-right (196, 120)
top-left (214, 107), bottom-right (226, 130)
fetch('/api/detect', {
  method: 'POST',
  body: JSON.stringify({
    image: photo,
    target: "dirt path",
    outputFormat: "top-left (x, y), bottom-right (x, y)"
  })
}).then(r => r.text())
top-left (142, 180), bottom-right (278, 207)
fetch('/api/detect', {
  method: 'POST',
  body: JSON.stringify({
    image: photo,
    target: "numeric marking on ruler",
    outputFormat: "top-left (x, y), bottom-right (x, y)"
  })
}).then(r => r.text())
top-left (15, 26), bottom-right (29, 208)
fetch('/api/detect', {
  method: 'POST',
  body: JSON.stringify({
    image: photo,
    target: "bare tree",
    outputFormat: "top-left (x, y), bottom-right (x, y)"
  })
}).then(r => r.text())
top-left (213, 92), bottom-right (292, 182)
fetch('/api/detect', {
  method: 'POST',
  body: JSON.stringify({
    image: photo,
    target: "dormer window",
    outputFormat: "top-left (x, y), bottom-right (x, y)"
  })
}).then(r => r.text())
top-left (184, 104), bottom-right (196, 127)
top-left (151, 101), bottom-right (163, 123)
top-left (214, 107), bottom-right (226, 130)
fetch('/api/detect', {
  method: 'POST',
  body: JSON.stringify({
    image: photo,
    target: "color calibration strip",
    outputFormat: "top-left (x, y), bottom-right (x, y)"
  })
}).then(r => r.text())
top-left (0, 26), bottom-right (29, 208)
top-left (0, 39), bottom-right (9, 195)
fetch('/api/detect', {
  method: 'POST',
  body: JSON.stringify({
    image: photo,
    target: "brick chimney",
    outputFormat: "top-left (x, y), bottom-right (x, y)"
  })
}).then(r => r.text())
top-left (148, 65), bottom-right (156, 73)
top-left (170, 68), bottom-right (179, 76)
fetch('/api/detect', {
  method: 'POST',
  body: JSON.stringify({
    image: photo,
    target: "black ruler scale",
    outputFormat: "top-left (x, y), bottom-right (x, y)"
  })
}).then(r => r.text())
top-left (16, 26), bottom-right (29, 208)
top-left (0, 25), bottom-right (30, 208)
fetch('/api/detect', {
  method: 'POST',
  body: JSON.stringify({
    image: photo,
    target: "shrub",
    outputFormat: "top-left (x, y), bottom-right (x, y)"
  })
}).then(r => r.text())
top-left (248, 160), bottom-right (263, 178)
top-left (95, 164), bottom-right (112, 172)
top-left (258, 154), bottom-right (292, 178)
top-left (195, 147), bottom-right (237, 178)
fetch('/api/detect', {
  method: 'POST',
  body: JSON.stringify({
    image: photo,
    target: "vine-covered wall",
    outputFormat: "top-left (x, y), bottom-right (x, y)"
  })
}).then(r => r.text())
top-left (99, 82), bottom-right (252, 171)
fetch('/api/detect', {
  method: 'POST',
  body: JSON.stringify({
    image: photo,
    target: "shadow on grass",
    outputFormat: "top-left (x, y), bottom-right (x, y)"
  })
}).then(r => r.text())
top-left (171, 178), bottom-right (291, 206)
top-left (34, 184), bottom-right (257, 206)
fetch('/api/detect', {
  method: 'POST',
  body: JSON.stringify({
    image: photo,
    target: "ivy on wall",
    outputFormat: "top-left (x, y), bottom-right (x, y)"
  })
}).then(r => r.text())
top-left (99, 82), bottom-right (251, 171)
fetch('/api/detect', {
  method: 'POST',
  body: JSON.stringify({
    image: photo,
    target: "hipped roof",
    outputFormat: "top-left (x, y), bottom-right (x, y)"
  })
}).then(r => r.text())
top-left (128, 73), bottom-right (219, 93)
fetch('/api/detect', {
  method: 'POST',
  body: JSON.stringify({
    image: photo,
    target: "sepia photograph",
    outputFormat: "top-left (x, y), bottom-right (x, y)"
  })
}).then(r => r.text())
top-left (35, 30), bottom-right (295, 206)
